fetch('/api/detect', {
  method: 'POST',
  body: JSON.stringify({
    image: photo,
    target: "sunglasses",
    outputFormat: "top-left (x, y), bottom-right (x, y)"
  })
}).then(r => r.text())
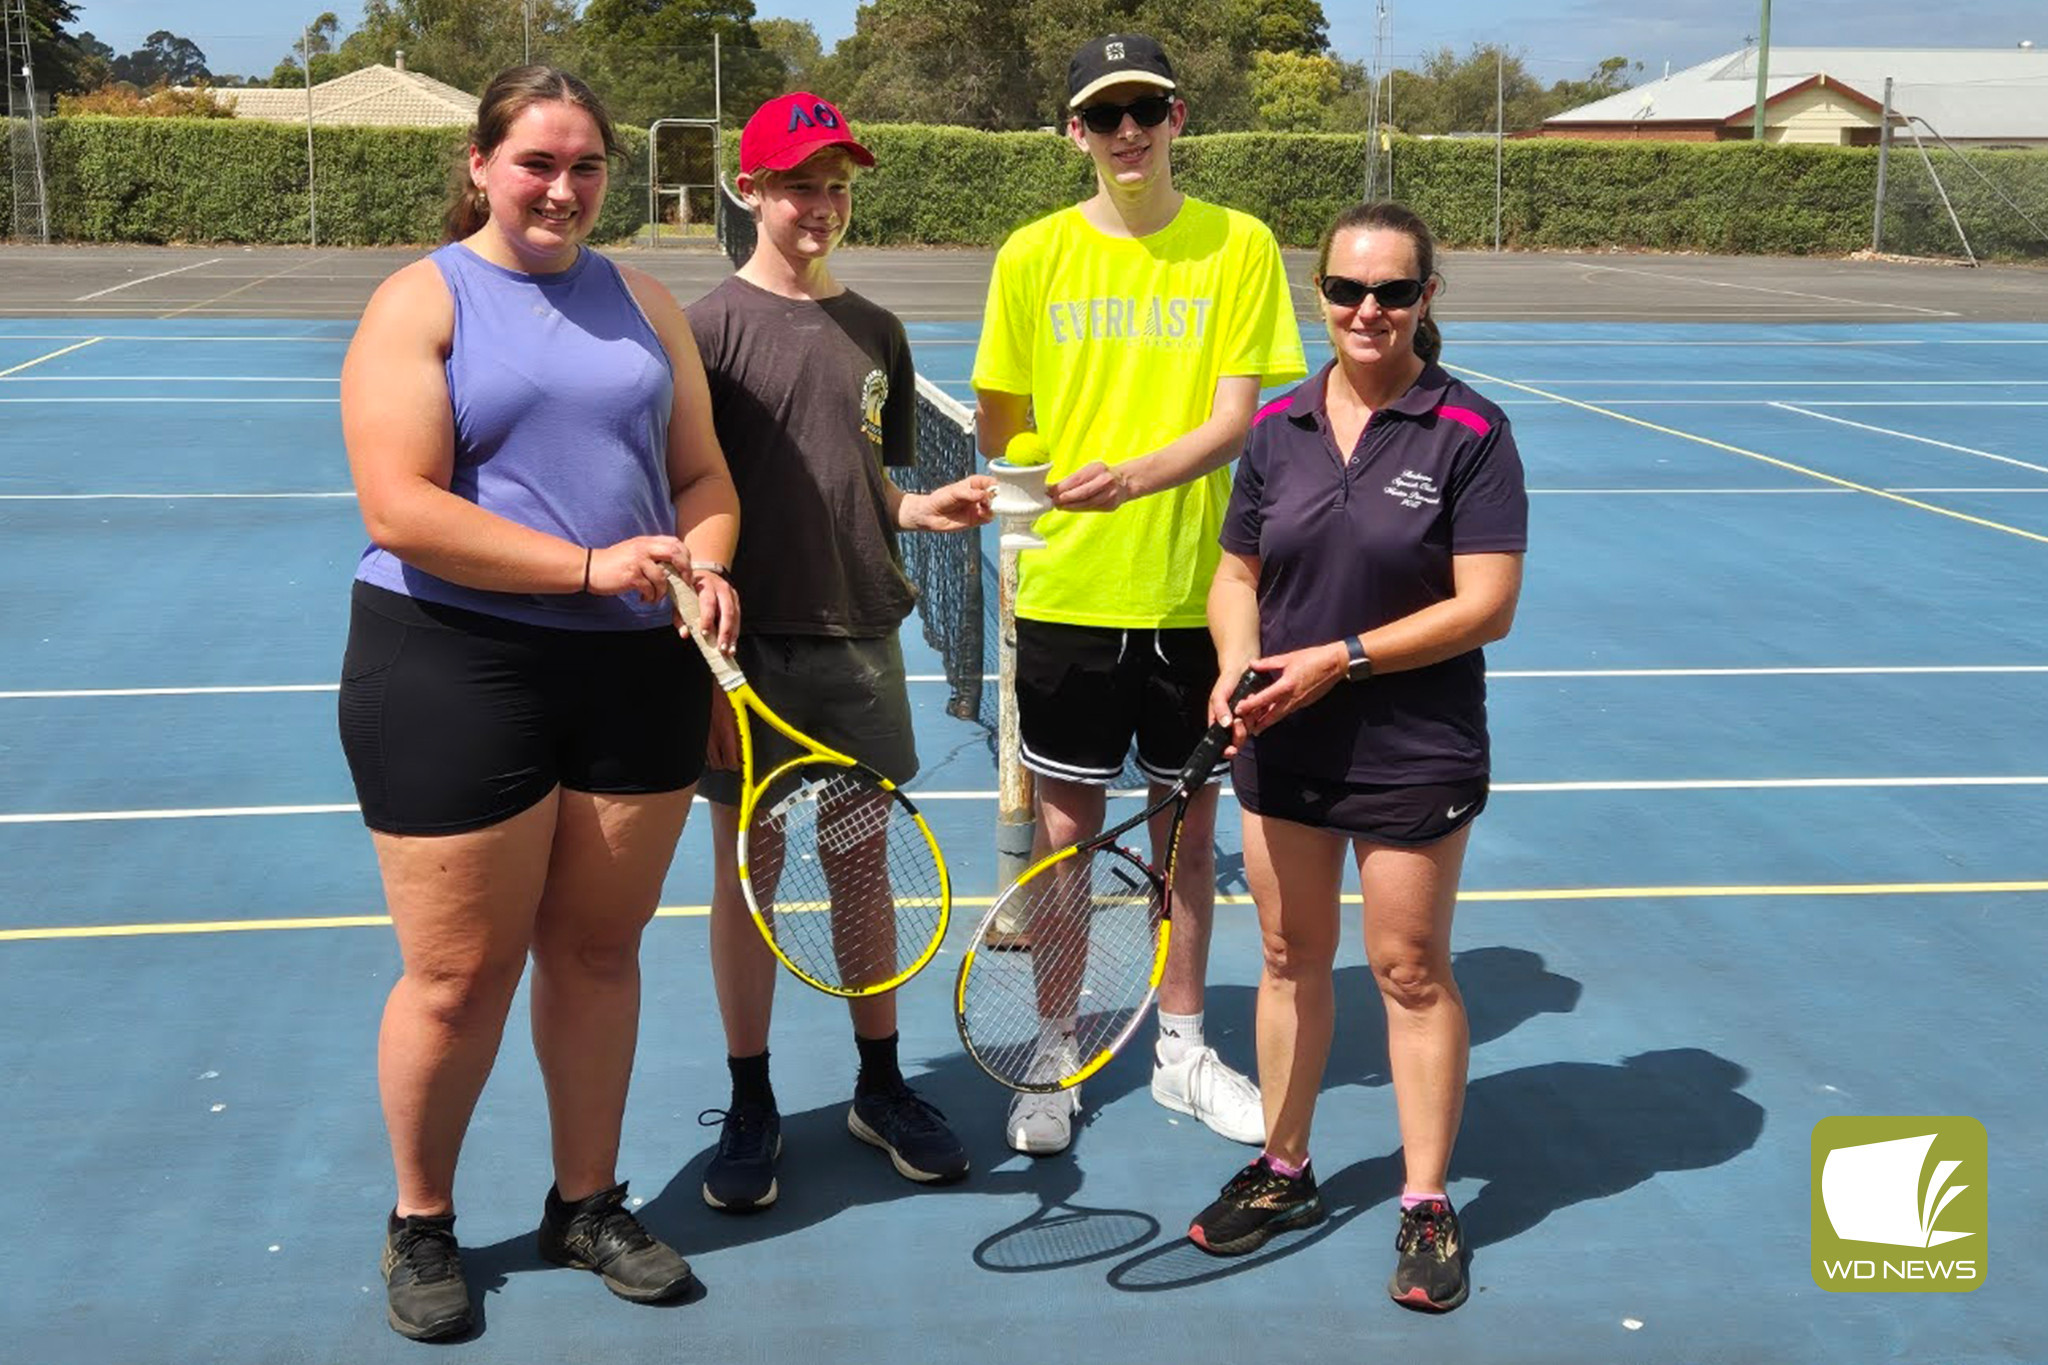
top-left (1318, 275), bottom-right (1427, 309)
top-left (1078, 96), bottom-right (1174, 134)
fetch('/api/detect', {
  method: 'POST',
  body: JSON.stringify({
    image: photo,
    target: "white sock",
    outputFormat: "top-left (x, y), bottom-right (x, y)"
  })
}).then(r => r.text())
top-left (1157, 1010), bottom-right (1204, 1065)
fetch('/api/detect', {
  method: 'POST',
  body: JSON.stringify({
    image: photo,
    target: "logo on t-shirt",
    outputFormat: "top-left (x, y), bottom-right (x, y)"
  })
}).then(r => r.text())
top-left (1045, 295), bottom-right (1212, 349)
top-left (1385, 470), bottom-right (1441, 509)
top-left (860, 369), bottom-right (888, 449)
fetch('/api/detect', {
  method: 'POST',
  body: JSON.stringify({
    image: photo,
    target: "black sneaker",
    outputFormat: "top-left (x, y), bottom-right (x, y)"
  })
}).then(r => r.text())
top-left (699, 1101), bottom-right (782, 1211)
top-left (848, 1083), bottom-right (970, 1183)
top-left (1388, 1198), bottom-right (1469, 1312)
top-left (1187, 1157), bottom-right (1325, 1256)
top-left (381, 1212), bottom-right (474, 1341)
top-left (536, 1182), bottom-right (694, 1303)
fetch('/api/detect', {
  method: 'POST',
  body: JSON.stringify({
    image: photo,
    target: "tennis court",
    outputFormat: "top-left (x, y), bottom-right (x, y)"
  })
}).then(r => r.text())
top-left (2, 246), bottom-right (2044, 1362)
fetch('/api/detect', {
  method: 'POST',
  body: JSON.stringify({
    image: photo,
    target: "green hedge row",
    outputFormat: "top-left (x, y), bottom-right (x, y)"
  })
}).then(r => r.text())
top-left (7, 114), bottom-right (2045, 259)
top-left (4, 116), bottom-right (649, 246)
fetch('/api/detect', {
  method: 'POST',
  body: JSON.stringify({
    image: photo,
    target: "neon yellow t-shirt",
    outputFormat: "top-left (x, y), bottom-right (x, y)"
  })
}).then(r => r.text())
top-left (972, 199), bottom-right (1307, 628)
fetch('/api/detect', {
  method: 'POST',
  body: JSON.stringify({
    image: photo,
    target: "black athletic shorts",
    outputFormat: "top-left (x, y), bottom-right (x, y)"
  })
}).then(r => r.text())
top-left (338, 582), bottom-right (711, 835)
top-left (1014, 618), bottom-right (1218, 786)
top-left (1233, 759), bottom-right (1488, 846)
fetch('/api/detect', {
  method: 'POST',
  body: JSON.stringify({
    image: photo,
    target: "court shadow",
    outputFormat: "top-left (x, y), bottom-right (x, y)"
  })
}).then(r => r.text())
top-left (1102, 1046), bottom-right (1763, 1291)
top-left (455, 1221), bottom-right (708, 1336)
top-left (635, 1046), bottom-right (1088, 1270)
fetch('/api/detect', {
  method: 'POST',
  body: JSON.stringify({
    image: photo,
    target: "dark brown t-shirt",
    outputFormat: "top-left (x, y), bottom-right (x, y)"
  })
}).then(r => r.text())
top-left (688, 275), bottom-right (918, 636)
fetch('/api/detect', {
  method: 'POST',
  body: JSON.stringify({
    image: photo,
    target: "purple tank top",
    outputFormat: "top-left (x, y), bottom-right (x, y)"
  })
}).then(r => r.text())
top-left (354, 243), bottom-right (676, 630)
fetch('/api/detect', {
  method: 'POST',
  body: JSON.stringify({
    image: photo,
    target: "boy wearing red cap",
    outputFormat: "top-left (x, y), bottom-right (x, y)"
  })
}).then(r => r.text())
top-left (686, 93), bottom-right (995, 1212)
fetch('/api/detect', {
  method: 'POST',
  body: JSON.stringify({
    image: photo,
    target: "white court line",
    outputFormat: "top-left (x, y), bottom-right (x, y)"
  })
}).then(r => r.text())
top-left (9, 664), bottom-right (2046, 702)
top-left (1769, 404), bottom-right (2048, 475)
top-left (0, 337), bottom-right (101, 378)
top-left (159, 252), bottom-right (341, 320)
top-left (72, 258), bottom-right (226, 301)
top-left (7, 775), bottom-right (2048, 824)
top-left (1453, 361), bottom-right (2048, 545)
top-left (1799, 401), bottom-right (2048, 408)
top-left (1573, 263), bottom-right (1960, 317)
top-left (0, 492), bottom-right (351, 501)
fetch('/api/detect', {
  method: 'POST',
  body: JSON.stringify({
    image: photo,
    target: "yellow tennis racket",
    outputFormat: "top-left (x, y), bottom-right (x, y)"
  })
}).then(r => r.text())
top-left (954, 669), bottom-right (1263, 1091)
top-left (668, 568), bottom-right (950, 998)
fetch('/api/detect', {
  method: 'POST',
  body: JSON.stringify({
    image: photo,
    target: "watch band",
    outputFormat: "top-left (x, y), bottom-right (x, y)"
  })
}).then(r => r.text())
top-left (1343, 635), bottom-right (1373, 681)
top-left (689, 561), bottom-right (731, 578)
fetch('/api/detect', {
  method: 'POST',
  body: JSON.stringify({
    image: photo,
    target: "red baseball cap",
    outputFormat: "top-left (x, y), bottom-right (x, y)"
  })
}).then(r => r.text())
top-left (740, 93), bottom-right (876, 176)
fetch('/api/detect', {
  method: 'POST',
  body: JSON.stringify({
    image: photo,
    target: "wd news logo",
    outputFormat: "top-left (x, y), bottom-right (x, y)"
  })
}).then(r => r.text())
top-left (1811, 1116), bottom-right (1986, 1293)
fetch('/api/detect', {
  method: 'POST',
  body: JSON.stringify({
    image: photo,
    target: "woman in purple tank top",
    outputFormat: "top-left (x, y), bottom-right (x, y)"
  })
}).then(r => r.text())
top-left (337, 67), bottom-right (738, 1338)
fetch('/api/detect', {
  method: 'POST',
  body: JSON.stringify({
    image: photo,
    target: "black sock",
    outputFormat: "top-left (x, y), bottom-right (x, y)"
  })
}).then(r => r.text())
top-left (728, 1050), bottom-right (774, 1109)
top-left (854, 1031), bottom-right (903, 1094)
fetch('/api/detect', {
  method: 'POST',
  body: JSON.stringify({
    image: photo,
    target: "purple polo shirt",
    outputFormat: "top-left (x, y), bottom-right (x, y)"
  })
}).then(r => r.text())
top-left (1219, 360), bottom-right (1528, 784)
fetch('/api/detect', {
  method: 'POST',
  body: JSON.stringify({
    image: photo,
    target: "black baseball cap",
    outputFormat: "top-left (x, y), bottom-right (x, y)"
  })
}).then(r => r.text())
top-left (1067, 34), bottom-right (1176, 109)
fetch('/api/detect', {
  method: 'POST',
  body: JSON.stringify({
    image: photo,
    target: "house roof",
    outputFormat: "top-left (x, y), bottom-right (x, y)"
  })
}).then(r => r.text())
top-left (223, 64), bottom-right (478, 128)
top-left (1545, 47), bottom-right (2048, 139)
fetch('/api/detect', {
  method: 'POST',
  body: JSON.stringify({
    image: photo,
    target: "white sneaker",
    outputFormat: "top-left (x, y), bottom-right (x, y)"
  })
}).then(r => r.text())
top-left (1152, 1043), bottom-right (1265, 1145)
top-left (1005, 1085), bottom-right (1081, 1155)
top-left (1006, 1038), bottom-right (1082, 1155)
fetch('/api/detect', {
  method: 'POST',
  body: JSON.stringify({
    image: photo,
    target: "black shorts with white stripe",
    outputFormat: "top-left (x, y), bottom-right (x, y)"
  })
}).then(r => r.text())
top-left (1014, 618), bottom-right (1218, 787)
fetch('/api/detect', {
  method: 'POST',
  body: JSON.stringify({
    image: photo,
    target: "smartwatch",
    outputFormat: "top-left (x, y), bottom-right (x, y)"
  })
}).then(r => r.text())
top-left (1343, 635), bottom-right (1374, 682)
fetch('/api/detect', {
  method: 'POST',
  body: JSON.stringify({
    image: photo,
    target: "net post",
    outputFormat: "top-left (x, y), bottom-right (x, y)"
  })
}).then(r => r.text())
top-left (986, 453), bottom-right (1053, 946)
top-left (1872, 77), bottom-right (1893, 253)
top-left (991, 542), bottom-right (1034, 942)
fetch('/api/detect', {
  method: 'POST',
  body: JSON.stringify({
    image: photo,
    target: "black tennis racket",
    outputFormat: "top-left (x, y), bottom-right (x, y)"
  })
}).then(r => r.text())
top-left (668, 568), bottom-right (950, 998)
top-left (954, 668), bottom-right (1263, 1091)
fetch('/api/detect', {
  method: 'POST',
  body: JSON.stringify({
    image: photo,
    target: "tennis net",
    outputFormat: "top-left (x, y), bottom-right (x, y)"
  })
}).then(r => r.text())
top-left (717, 178), bottom-right (991, 724)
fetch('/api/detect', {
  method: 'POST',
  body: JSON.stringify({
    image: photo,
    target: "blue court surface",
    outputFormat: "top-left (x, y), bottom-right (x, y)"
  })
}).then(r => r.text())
top-left (3, 316), bottom-right (2045, 1363)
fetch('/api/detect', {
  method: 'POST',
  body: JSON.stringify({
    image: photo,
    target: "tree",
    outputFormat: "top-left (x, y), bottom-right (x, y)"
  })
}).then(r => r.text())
top-left (17, 0), bottom-right (95, 95)
top-left (333, 0), bottom-right (578, 94)
top-left (110, 31), bottom-right (213, 87)
top-left (1390, 45), bottom-right (1551, 135)
top-left (267, 12), bottom-right (364, 86)
top-left (1547, 56), bottom-right (1644, 115)
top-left (70, 30), bottom-right (115, 90)
top-left (753, 17), bottom-right (821, 88)
top-left (1250, 50), bottom-right (1338, 132)
top-left (573, 0), bottom-right (782, 127)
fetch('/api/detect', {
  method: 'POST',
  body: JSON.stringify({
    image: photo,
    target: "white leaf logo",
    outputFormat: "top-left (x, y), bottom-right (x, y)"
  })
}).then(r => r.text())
top-left (1821, 1134), bottom-right (1972, 1248)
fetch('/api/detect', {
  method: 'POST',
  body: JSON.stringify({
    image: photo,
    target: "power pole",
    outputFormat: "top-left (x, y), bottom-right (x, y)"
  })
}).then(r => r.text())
top-left (1752, 0), bottom-right (1773, 141)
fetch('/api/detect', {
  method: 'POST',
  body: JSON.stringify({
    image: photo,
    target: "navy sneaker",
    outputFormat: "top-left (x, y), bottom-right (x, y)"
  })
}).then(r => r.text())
top-left (536, 1182), bottom-right (693, 1303)
top-left (699, 1101), bottom-right (782, 1211)
top-left (381, 1212), bottom-right (473, 1341)
top-left (1388, 1198), bottom-right (1469, 1312)
top-left (848, 1083), bottom-right (969, 1183)
top-left (1188, 1157), bottom-right (1325, 1256)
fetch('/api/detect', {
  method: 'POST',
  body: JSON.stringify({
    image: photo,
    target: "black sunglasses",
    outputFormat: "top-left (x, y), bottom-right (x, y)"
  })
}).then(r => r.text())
top-left (1078, 96), bottom-right (1174, 134)
top-left (1318, 275), bottom-right (1427, 309)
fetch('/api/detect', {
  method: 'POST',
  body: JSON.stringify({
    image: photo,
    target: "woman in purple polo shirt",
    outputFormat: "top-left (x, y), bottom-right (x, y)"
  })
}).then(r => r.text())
top-left (1187, 201), bottom-right (1528, 1313)
top-left (338, 67), bottom-right (738, 1339)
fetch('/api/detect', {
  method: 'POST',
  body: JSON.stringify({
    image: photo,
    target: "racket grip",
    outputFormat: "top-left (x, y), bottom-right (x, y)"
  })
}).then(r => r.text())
top-left (1175, 668), bottom-right (1265, 787)
top-left (663, 566), bottom-right (731, 672)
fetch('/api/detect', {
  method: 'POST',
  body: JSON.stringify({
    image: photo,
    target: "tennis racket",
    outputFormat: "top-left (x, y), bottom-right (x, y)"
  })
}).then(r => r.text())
top-left (667, 568), bottom-right (950, 998)
top-left (954, 668), bottom-right (1263, 1092)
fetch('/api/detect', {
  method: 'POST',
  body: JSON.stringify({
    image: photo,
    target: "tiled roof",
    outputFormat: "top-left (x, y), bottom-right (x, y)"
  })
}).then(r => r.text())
top-left (221, 65), bottom-right (477, 128)
top-left (1546, 47), bottom-right (2048, 139)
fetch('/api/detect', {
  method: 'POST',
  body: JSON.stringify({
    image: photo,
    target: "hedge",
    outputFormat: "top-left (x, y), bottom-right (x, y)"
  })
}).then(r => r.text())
top-left (5, 114), bottom-right (2045, 259)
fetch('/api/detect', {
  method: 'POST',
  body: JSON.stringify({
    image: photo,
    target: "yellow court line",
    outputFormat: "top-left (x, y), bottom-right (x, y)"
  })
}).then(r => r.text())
top-left (159, 255), bottom-right (338, 320)
top-left (1445, 362), bottom-right (2048, 547)
top-left (0, 336), bottom-right (102, 377)
top-left (5, 879), bottom-right (2044, 943)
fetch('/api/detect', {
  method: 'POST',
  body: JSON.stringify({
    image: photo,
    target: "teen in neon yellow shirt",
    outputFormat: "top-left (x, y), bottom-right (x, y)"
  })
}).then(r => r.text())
top-left (972, 32), bottom-right (1307, 1161)
top-left (974, 198), bottom-right (1306, 626)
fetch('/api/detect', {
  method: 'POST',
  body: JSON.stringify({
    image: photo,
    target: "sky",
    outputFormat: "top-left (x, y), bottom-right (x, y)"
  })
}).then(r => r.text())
top-left (67, 1), bottom-right (2048, 89)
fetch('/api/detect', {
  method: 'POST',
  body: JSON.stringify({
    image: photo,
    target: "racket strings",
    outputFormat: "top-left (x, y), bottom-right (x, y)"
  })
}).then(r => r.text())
top-left (958, 847), bottom-right (1164, 1089)
top-left (745, 766), bottom-right (945, 993)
